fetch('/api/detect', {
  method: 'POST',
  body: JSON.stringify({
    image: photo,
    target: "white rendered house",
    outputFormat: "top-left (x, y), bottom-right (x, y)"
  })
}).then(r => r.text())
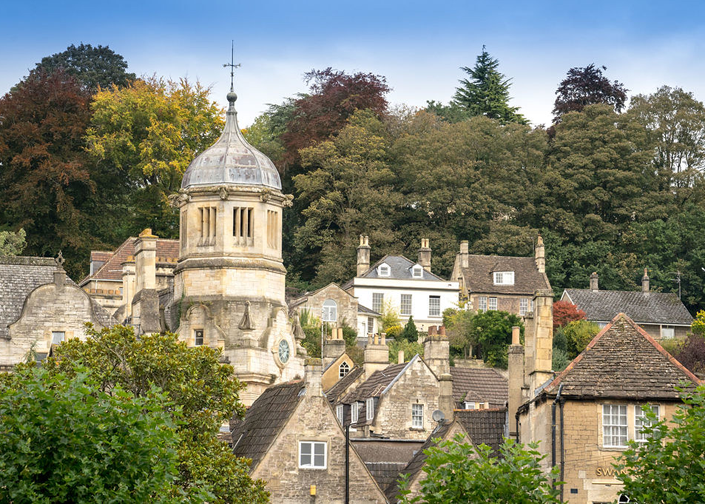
top-left (344, 237), bottom-right (459, 332)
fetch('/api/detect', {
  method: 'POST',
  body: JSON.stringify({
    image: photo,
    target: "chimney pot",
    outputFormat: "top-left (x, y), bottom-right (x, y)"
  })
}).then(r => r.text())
top-left (439, 326), bottom-right (446, 337)
top-left (398, 350), bottom-right (404, 363)
top-left (428, 326), bottom-right (437, 336)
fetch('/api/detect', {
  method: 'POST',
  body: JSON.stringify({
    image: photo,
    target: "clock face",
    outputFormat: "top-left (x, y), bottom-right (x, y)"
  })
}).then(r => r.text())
top-left (278, 339), bottom-right (290, 364)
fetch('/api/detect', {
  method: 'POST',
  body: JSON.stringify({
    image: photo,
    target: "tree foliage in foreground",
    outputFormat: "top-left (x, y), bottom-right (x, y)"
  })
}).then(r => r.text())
top-left (615, 384), bottom-right (705, 503)
top-left (0, 367), bottom-right (180, 503)
top-left (46, 326), bottom-right (269, 504)
top-left (397, 435), bottom-right (561, 503)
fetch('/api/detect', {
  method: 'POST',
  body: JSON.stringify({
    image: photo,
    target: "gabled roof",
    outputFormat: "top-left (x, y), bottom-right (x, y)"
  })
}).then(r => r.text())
top-left (563, 288), bottom-right (693, 326)
top-left (450, 367), bottom-right (508, 407)
top-left (455, 408), bottom-right (506, 455)
top-left (79, 237), bottom-right (179, 285)
top-left (325, 365), bottom-right (365, 404)
top-left (341, 361), bottom-right (411, 404)
top-left (458, 254), bottom-right (550, 295)
top-left (543, 313), bottom-right (701, 401)
top-left (358, 303), bottom-right (381, 316)
top-left (360, 255), bottom-right (445, 282)
top-left (231, 380), bottom-right (305, 469)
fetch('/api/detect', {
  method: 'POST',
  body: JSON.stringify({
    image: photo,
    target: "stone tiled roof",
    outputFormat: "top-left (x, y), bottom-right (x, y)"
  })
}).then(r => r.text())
top-left (563, 289), bottom-right (693, 326)
top-left (544, 313), bottom-right (702, 400)
top-left (0, 257), bottom-right (57, 340)
top-left (325, 366), bottom-right (365, 404)
top-left (361, 255), bottom-right (446, 282)
top-left (450, 367), bottom-right (508, 408)
top-left (455, 408), bottom-right (506, 455)
top-left (0, 257), bottom-right (116, 339)
top-left (79, 237), bottom-right (179, 284)
top-left (367, 462), bottom-right (408, 492)
top-left (459, 255), bottom-right (550, 295)
top-left (231, 380), bottom-right (305, 469)
top-left (385, 420), bottom-right (455, 503)
top-left (341, 361), bottom-right (410, 403)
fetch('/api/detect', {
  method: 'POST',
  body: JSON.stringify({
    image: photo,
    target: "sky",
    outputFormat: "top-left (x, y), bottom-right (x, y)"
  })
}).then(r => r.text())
top-left (3, 1), bottom-right (705, 127)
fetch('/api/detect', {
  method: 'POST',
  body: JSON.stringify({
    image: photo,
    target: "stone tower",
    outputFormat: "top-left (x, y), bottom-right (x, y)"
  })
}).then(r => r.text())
top-left (170, 89), bottom-right (304, 405)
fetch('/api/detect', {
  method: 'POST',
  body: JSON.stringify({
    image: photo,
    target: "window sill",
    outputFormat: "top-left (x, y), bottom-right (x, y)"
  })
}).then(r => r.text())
top-left (410, 427), bottom-right (425, 431)
top-left (600, 446), bottom-right (628, 452)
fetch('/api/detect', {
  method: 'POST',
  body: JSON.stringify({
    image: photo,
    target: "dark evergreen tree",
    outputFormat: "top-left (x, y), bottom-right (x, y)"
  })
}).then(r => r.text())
top-left (453, 46), bottom-right (526, 124)
top-left (400, 316), bottom-right (419, 343)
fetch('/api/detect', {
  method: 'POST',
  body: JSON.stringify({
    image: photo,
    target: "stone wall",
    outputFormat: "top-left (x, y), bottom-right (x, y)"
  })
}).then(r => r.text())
top-left (298, 283), bottom-right (359, 331)
top-left (254, 393), bottom-right (386, 503)
top-left (372, 358), bottom-right (441, 440)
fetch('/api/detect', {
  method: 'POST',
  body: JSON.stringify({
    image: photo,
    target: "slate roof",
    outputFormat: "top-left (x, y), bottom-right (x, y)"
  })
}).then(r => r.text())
top-left (450, 367), bottom-right (508, 408)
top-left (563, 288), bottom-right (693, 326)
top-left (79, 237), bottom-right (179, 285)
top-left (360, 255), bottom-right (446, 282)
top-left (231, 380), bottom-right (305, 469)
top-left (325, 366), bottom-right (365, 404)
top-left (459, 255), bottom-right (550, 295)
top-left (358, 303), bottom-right (381, 316)
top-left (543, 313), bottom-right (701, 401)
top-left (455, 408), bottom-right (506, 455)
top-left (385, 420), bottom-right (455, 503)
top-left (0, 257), bottom-right (116, 339)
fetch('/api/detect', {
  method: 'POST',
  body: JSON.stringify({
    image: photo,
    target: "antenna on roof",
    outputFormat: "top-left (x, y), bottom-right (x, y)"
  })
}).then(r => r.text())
top-left (223, 40), bottom-right (241, 92)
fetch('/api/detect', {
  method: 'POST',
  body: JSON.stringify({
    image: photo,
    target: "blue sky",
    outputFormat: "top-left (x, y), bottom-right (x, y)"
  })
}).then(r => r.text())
top-left (3, 1), bottom-right (705, 126)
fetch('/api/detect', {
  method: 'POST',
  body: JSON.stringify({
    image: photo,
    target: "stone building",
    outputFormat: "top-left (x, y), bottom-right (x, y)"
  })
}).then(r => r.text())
top-left (450, 236), bottom-right (551, 316)
top-left (231, 359), bottom-right (388, 503)
top-left (0, 255), bottom-right (115, 368)
top-left (450, 367), bottom-right (508, 410)
top-left (561, 270), bottom-right (693, 340)
top-left (164, 90), bottom-right (305, 405)
top-left (345, 237), bottom-right (459, 332)
top-left (515, 313), bottom-right (701, 504)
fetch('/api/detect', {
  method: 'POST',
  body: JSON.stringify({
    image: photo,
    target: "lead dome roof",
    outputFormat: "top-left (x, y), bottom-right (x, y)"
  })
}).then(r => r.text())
top-left (181, 92), bottom-right (281, 191)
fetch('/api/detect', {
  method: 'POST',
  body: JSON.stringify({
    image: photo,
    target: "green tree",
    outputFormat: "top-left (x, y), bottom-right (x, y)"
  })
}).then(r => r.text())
top-left (46, 326), bottom-right (269, 504)
top-left (692, 310), bottom-right (705, 336)
top-left (400, 316), bottom-right (419, 343)
top-left (469, 310), bottom-right (524, 368)
top-left (615, 385), bottom-right (705, 503)
top-left (443, 307), bottom-right (475, 359)
top-left (453, 46), bottom-right (526, 124)
top-left (563, 320), bottom-right (600, 359)
top-left (30, 43), bottom-right (136, 92)
top-left (0, 366), bottom-right (180, 503)
top-left (388, 338), bottom-right (424, 364)
top-left (552, 64), bottom-right (627, 121)
top-left (0, 228), bottom-right (26, 256)
top-left (397, 435), bottom-right (561, 503)
top-left (86, 77), bottom-right (224, 238)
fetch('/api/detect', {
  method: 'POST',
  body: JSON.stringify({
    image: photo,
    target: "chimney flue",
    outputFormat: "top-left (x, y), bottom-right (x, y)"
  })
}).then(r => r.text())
top-left (590, 272), bottom-right (599, 292)
top-left (535, 235), bottom-right (545, 274)
top-left (642, 268), bottom-right (650, 293)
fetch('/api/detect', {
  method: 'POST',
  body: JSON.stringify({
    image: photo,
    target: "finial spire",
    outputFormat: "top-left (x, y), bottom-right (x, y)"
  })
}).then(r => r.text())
top-left (223, 40), bottom-right (241, 91)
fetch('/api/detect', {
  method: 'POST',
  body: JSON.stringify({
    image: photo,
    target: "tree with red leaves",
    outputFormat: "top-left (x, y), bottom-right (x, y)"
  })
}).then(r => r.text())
top-left (552, 64), bottom-right (627, 122)
top-left (553, 300), bottom-right (586, 329)
top-left (0, 69), bottom-right (97, 276)
top-left (672, 334), bottom-right (705, 375)
top-left (280, 68), bottom-right (390, 169)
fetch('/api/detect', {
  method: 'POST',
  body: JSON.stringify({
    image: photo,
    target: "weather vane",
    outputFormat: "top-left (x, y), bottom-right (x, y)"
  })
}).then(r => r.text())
top-left (223, 40), bottom-right (241, 91)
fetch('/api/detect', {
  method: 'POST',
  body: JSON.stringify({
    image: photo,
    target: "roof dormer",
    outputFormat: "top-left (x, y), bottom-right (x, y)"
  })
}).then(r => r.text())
top-left (377, 263), bottom-right (391, 277)
top-left (411, 264), bottom-right (424, 278)
top-left (493, 271), bottom-right (515, 286)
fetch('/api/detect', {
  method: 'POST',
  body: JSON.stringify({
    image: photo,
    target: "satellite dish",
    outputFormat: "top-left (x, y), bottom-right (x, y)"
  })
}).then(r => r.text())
top-left (432, 409), bottom-right (445, 423)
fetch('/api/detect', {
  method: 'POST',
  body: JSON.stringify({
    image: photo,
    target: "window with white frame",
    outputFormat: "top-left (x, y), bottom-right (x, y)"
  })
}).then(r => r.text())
top-left (635, 405), bottom-right (660, 443)
top-left (400, 294), bottom-right (412, 316)
top-left (478, 296), bottom-right (488, 311)
top-left (603, 404), bottom-right (628, 448)
top-left (520, 298), bottom-right (529, 316)
top-left (351, 402), bottom-right (359, 423)
top-left (488, 297), bottom-right (498, 311)
top-left (463, 402), bottom-right (475, 410)
top-left (299, 441), bottom-right (327, 469)
top-left (493, 271), bottom-right (515, 285)
top-left (372, 293), bottom-right (384, 313)
top-left (378, 264), bottom-right (391, 277)
top-left (429, 296), bottom-right (441, 317)
top-left (412, 265), bottom-right (423, 278)
top-left (51, 331), bottom-right (65, 345)
top-left (412, 404), bottom-right (424, 428)
top-left (339, 361), bottom-right (350, 378)
top-left (336, 404), bottom-right (344, 424)
top-left (661, 326), bottom-right (675, 339)
top-left (322, 299), bottom-right (337, 322)
top-left (366, 398), bottom-right (375, 421)
top-left (367, 316), bottom-right (374, 334)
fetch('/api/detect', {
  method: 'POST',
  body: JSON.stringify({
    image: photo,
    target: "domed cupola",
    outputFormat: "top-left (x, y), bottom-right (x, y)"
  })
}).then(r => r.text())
top-left (181, 91), bottom-right (281, 191)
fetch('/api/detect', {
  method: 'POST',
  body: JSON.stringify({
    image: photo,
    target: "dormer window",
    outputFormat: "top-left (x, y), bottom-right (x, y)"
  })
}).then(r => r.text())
top-left (412, 265), bottom-right (423, 278)
top-left (378, 264), bottom-right (391, 277)
top-left (493, 271), bottom-right (514, 285)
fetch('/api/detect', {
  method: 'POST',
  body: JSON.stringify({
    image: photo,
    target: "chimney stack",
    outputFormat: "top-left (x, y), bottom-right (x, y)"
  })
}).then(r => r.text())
top-left (357, 235), bottom-right (371, 277)
top-left (418, 238), bottom-right (432, 273)
top-left (424, 326), bottom-right (450, 377)
top-left (642, 268), bottom-right (650, 293)
top-left (460, 240), bottom-right (469, 269)
top-left (508, 325), bottom-right (524, 438)
top-left (589, 272), bottom-right (599, 292)
top-left (535, 235), bottom-right (545, 274)
top-left (132, 229), bottom-right (160, 334)
top-left (322, 327), bottom-right (346, 369)
top-left (439, 373), bottom-right (454, 421)
top-left (523, 291), bottom-right (554, 395)
top-left (304, 358), bottom-right (323, 397)
top-left (364, 332), bottom-right (389, 377)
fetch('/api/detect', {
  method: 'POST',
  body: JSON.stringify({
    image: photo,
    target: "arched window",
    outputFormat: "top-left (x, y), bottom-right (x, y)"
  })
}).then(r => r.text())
top-left (618, 496), bottom-right (630, 503)
top-left (339, 361), bottom-right (350, 378)
top-left (322, 299), bottom-right (337, 322)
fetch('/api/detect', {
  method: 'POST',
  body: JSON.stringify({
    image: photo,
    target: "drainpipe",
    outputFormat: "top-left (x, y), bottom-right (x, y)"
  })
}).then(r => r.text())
top-left (345, 410), bottom-right (350, 504)
top-left (551, 384), bottom-right (563, 494)
top-left (560, 394), bottom-right (565, 503)
top-left (515, 411), bottom-right (520, 442)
